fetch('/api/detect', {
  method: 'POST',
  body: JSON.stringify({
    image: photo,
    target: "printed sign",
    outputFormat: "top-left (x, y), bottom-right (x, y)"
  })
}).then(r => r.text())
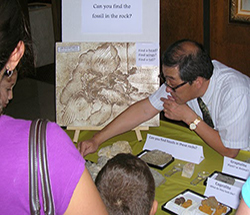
top-left (143, 134), bottom-right (204, 164)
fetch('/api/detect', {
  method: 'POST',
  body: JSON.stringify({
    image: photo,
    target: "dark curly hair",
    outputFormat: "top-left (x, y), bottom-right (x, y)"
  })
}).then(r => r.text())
top-left (0, 0), bottom-right (34, 78)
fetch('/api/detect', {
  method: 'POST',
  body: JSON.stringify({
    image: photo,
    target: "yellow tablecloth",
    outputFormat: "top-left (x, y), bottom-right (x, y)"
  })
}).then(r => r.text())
top-left (66, 120), bottom-right (250, 215)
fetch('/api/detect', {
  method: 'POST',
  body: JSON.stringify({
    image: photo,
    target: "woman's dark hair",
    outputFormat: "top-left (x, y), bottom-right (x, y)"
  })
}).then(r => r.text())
top-left (0, 0), bottom-right (34, 77)
top-left (162, 39), bottom-right (213, 84)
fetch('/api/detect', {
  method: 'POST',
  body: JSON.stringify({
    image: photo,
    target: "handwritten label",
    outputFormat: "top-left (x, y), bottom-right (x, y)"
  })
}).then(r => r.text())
top-left (136, 43), bottom-right (159, 66)
top-left (204, 177), bottom-right (242, 209)
top-left (222, 157), bottom-right (250, 180)
top-left (81, 0), bottom-right (142, 34)
top-left (57, 45), bottom-right (81, 53)
top-left (143, 134), bottom-right (204, 164)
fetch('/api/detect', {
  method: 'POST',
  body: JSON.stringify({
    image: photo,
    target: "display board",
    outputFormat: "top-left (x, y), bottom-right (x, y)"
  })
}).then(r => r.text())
top-left (56, 0), bottom-right (160, 128)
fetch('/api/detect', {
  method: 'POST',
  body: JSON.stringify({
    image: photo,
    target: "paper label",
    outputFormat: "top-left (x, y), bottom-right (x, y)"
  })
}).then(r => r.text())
top-left (204, 177), bottom-right (242, 209)
top-left (222, 156), bottom-right (250, 180)
top-left (136, 43), bottom-right (159, 66)
top-left (143, 134), bottom-right (204, 164)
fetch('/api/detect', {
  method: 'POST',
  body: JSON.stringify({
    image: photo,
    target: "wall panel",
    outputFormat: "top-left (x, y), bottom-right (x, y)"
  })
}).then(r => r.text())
top-left (160, 0), bottom-right (204, 54)
top-left (210, 0), bottom-right (250, 77)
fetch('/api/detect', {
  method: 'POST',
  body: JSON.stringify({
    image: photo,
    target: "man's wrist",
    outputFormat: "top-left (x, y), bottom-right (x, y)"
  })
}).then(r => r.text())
top-left (189, 116), bottom-right (202, 130)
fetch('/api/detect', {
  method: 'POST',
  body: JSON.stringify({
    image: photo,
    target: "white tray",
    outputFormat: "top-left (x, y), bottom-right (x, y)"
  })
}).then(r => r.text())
top-left (204, 171), bottom-right (246, 188)
top-left (137, 149), bottom-right (174, 170)
top-left (161, 189), bottom-right (232, 215)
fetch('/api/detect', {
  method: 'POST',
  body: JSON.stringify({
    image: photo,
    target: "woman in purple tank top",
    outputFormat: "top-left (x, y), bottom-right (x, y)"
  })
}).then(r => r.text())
top-left (0, 0), bottom-right (108, 214)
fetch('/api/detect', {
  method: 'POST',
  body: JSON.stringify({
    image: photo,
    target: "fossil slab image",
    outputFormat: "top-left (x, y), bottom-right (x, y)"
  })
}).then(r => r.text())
top-left (56, 42), bottom-right (159, 127)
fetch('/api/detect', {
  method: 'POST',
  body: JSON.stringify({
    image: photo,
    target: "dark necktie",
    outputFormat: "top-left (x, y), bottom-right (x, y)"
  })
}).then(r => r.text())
top-left (197, 97), bottom-right (214, 128)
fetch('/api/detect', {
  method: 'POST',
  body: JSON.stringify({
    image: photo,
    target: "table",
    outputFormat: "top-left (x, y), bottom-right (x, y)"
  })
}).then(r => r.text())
top-left (66, 120), bottom-right (250, 215)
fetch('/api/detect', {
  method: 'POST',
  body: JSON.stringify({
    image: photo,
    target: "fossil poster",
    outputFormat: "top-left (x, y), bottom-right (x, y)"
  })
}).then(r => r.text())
top-left (58, 0), bottom-right (160, 128)
top-left (56, 42), bottom-right (159, 127)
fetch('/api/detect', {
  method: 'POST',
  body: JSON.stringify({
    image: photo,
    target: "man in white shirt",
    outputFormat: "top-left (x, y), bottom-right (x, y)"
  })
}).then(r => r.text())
top-left (78, 39), bottom-right (250, 158)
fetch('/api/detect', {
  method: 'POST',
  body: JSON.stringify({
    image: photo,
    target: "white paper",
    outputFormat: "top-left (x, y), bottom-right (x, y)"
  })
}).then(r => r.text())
top-left (62, 0), bottom-right (159, 43)
top-left (136, 43), bottom-right (159, 67)
top-left (81, 0), bottom-right (142, 34)
top-left (204, 177), bottom-right (242, 209)
top-left (222, 156), bottom-right (250, 180)
top-left (143, 134), bottom-right (204, 164)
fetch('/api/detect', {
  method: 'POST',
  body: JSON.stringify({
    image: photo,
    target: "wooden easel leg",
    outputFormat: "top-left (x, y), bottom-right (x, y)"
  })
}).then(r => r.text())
top-left (67, 126), bottom-right (148, 143)
top-left (73, 129), bottom-right (80, 143)
top-left (134, 128), bottom-right (142, 142)
top-left (67, 126), bottom-right (104, 143)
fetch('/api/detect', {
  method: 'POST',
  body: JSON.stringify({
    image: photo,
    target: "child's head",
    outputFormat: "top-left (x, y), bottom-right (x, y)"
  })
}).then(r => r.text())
top-left (95, 153), bottom-right (158, 215)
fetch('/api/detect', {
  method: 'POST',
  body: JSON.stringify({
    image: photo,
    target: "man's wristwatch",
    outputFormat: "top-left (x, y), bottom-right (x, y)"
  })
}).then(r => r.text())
top-left (189, 116), bottom-right (201, 130)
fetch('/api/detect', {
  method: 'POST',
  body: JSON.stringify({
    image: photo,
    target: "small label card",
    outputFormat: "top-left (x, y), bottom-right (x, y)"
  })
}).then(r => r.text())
top-left (143, 134), bottom-right (204, 164)
top-left (204, 177), bottom-right (242, 209)
top-left (136, 43), bottom-right (159, 66)
top-left (222, 156), bottom-right (250, 180)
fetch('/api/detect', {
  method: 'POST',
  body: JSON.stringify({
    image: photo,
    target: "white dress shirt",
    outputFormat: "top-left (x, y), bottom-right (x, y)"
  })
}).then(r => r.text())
top-left (149, 60), bottom-right (250, 150)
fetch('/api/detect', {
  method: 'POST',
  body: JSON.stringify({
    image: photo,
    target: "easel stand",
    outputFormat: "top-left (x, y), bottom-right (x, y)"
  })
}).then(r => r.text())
top-left (66, 126), bottom-right (149, 143)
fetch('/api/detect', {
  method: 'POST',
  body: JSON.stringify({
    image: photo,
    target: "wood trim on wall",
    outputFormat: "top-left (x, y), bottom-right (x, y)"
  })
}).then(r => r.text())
top-left (203, 0), bottom-right (210, 54)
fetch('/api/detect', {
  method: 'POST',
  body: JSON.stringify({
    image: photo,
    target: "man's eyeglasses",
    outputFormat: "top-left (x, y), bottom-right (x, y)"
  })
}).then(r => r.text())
top-left (164, 81), bottom-right (187, 92)
top-left (159, 74), bottom-right (187, 92)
